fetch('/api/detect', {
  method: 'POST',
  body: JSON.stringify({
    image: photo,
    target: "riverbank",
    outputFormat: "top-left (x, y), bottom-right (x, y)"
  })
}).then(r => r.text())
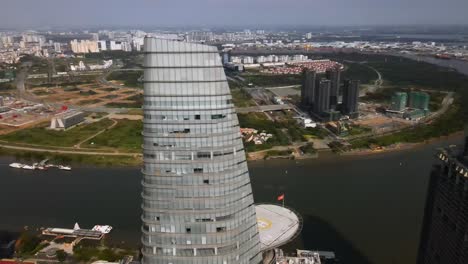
top-left (343, 130), bottom-right (465, 157)
top-left (0, 146), bottom-right (142, 167)
top-left (1, 129), bottom-right (463, 166)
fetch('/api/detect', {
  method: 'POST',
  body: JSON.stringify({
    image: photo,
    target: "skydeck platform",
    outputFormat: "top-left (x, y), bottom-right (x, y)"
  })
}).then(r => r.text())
top-left (255, 204), bottom-right (302, 251)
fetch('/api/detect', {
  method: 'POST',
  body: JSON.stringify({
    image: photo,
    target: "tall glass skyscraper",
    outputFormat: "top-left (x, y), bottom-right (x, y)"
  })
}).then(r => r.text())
top-left (141, 37), bottom-right (262, 264)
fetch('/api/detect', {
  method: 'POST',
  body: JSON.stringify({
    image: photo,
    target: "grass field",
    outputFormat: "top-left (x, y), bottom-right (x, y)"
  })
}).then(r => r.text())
top-left (231, 88), bottom-right (256, 107)
top-left (242, 74), bottom-right (302, 87)
top-left (0, 147), bottom-right (141, 167)
top-left (105, 102), bottom-right (141, 108)
top-left (77, 99), bottom-right (102, 105)
top-left (0, 119), bottom-right (114, 147)
top-left (341, 62), bottom-right (377, 84)
top-left (105, 94), bottom-right (143, 108)
top-left (85, 119), bottom-right (142, 151)
top-left (238, 112), bottom-right (328, 152)
top-left (107, 70), bottom-right (143, 88)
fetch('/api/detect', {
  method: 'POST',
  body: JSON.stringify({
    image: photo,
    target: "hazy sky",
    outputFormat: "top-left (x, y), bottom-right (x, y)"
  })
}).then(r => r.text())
top-left (1, 0), bottom-right (468, 28)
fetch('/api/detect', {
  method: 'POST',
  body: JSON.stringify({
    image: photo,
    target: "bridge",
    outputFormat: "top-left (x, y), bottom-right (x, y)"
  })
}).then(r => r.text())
top-left (236, 104), bottom-right (293, 114)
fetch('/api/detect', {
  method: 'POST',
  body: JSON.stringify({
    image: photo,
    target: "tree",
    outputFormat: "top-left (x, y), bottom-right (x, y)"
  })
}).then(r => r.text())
top-left (56, 249), bottom-right (68, 262)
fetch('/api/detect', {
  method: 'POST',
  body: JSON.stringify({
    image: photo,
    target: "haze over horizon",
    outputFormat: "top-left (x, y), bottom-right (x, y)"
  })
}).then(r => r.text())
top-left (2, 0), bottom-right (468, 29)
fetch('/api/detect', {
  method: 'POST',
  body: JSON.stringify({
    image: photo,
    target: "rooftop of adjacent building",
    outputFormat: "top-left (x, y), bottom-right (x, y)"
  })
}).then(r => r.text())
top-left (0, 231), bottom-right (18, 245)
top-left (437, 128), bottom-right (468, 169)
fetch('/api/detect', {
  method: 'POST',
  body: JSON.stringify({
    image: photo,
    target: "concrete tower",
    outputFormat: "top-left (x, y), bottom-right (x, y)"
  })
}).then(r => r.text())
top-left (141, 37), bottom-right (262, 264)
top-left (342, 80), bottom-right (360, 115)
top-left (313, 78), bottom-right (331, 114)
top-left (301, 69), bottom-right (316, 107)
top-left (325, 67), bottom-right (341, 108)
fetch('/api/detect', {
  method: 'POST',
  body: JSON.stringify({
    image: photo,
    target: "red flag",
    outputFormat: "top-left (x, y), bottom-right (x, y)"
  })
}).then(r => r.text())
top-left (277, 194), bottom-right (284, 201)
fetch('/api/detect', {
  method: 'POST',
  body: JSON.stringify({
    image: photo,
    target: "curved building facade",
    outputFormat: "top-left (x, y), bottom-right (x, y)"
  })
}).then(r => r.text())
top-left (141, 37), bottom-right (262, 264)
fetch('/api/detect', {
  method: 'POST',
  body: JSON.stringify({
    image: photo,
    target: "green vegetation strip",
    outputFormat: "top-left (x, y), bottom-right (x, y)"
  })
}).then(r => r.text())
top-left (0, 118), bottom-right (114, 147)
top-left (350, 99), bottom-right (465, 149)
top-left (107, 70), bottom-right (143, 88)
top-left (238, 113), bottom-right (327, 152)
top-left (243, 74), bottom-right (302, 87)
top-left (0, 147), bottom-right (141, 167)
top-left (85, 120), bottom-right (143, 151)
top-left (230, 88), bottom-right (256, 107)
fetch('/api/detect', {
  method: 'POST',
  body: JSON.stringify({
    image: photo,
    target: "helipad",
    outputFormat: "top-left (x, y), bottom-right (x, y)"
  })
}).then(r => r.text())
top-left (255, 204), bottom-right (302, 251)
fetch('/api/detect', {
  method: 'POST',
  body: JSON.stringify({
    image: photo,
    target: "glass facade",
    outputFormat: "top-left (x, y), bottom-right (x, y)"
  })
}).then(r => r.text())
top-left (141, 37), bottom-right (262, 264)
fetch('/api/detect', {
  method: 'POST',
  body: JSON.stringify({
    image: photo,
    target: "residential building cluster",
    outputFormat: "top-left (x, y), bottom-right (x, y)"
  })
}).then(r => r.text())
top-left (70, 39), bottom-right (99, 53)
top-left (262, 60), bottom-right (344, 75)
top-left (388, 91), bottom-right (431, 120)
top-left (301, 67), bottom-right (360, 121)
top-left (290, 60), bottom-right (345, 73)
top-left (70, 60), bottom-right (113, 71)
top-left (229, 39), bottom-right (468, 61)
top-left (230, 54), bottom-right (307, 65)
top-left (240, 128), bottom-right (274, 144)
top-left (0, 30), bottom-right (148, 63)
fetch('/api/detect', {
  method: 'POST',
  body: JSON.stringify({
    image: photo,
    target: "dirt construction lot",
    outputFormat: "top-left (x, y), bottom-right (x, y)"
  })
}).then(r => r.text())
top-left (30, 83), bottom-right (141, 108)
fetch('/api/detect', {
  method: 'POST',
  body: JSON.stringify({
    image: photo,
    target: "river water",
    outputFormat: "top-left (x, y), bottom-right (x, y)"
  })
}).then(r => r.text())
top-left (0, 136), bottom-right (463, 264)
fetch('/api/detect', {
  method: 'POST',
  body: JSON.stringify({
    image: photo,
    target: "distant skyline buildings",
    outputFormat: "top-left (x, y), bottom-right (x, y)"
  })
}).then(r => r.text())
top-left (1, 0), bottom-right (468, 28)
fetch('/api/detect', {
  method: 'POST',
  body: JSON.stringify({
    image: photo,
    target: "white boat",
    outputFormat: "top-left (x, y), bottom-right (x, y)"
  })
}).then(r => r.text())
top-left (58, 165), bottom-right (71, 171)
top-left (9, 163), bottom-right (25, 169)
top-left (22, 165), bottom-right (35, 170)
top-left (92, 225), bottom-right (113, 234)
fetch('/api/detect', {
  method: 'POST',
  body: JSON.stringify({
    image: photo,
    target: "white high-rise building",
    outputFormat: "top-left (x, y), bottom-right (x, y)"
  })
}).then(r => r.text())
top-left (91, 33), bottom-right (99, 41)
top-left (54, 43), bottom-right (61, 53)
top-left (98, 40), bottom-right (107, 51)
top-left (70, 40), bottom-right (99, 53)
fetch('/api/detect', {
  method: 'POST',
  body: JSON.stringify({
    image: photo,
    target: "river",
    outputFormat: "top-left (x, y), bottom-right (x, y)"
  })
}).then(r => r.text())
top-left (0, 135), bottom-right (463, 264)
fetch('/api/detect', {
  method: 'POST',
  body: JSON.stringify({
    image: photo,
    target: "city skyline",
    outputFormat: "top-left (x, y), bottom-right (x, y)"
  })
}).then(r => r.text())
top-left (1, 0), bottom-right (468, 28)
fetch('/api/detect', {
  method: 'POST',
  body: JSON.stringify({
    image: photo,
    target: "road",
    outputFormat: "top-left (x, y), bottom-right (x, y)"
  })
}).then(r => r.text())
top-left (0, 143), bottom-right (140, 157)
top-left (236, 104), bottom-right (293, 113)
top-left (343, 60), bottom-right (383, 96)
top-left (98, 68), bottom-right (143, 90)
top-left (73, 118), bottom-right (118, 149)
top-left (364, 64), bottom-right (383, 94)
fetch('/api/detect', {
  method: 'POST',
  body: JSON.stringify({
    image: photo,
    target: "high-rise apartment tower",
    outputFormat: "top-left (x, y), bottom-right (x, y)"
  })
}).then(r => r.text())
top-left (313, 79), bottom-right (331, 114)
top-left (326, 67), bottom-right (341, 108)
top-left (342, 80), bottom-right (360, 115)
top-left (301, 70), bottom-right (316, 107)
